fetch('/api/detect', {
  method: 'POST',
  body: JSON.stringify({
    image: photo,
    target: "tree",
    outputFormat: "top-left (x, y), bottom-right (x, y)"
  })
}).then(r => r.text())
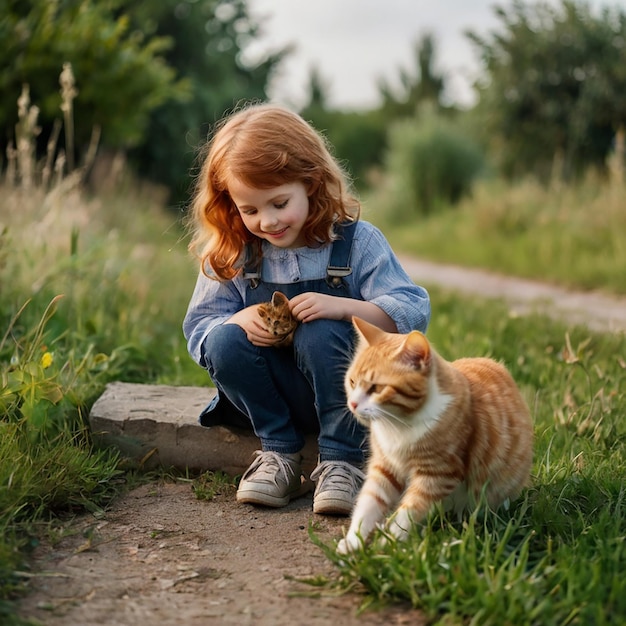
top-left (300, 68), bottom-right (387, 189)
top-left (125, 0), bottom-right (288, 201)
top-left (0, 0), bottom-right (183, 162)
top-left (304, 65), bottom-right (331, 111)
top-left (467, 0), bottom-right (626, 180)
top-left (378, 33), bottom-right (447, 118)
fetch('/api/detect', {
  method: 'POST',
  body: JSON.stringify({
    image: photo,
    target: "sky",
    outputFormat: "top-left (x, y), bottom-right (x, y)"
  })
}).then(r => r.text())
top-left (244, 0), bottom-right (626, 110)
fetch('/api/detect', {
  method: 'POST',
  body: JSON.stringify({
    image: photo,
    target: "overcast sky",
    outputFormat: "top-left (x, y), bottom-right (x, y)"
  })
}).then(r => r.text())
top-left (245, 0), bottom-right (626, 110)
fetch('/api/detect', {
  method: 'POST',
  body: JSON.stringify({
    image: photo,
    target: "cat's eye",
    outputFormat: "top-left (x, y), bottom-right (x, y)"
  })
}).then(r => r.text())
top-left (366, 384), bottom-right (381, 395)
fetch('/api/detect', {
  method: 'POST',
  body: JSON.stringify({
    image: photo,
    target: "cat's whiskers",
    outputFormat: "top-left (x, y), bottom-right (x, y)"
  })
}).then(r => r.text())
top-left (369, 406), bottom-right (409, 427)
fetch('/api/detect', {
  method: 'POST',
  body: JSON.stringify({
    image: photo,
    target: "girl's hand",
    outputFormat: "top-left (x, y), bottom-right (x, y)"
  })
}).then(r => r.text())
top-left (225, 305), bottom-right (279, 347)
top-left (289, 292), bottom-right (398, 331)
top-left (289, 292), bottom-right (347, 323)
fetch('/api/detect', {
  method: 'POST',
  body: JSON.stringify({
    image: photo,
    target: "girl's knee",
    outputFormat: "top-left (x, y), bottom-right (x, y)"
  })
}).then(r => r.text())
top-left (293, 319), bottom-right (355, 360)
top-left (203, 324), bottom-right (254, 371)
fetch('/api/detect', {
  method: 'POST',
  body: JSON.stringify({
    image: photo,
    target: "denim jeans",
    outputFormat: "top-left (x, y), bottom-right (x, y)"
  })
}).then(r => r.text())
top-left (202, 318), bottom-right (366, 466)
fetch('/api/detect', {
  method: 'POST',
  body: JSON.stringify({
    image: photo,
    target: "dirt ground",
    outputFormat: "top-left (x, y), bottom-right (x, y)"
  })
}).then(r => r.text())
top-left (16, 480), bottom-right (426, 626)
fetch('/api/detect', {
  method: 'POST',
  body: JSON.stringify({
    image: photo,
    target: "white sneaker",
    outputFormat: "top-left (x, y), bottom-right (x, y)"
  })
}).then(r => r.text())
top-left (310, 461), bottom-right (365, 515)
top-left (237, 451), bottom-right (306, 507)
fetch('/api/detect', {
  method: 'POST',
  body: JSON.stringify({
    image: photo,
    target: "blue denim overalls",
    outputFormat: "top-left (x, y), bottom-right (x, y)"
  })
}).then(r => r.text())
top-left (199, 222), bottom-right (366, 465)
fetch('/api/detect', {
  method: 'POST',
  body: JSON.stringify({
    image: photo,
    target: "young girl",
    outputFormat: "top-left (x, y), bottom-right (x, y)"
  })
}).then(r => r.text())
top-left (183, 103), bottom-right (431, 515)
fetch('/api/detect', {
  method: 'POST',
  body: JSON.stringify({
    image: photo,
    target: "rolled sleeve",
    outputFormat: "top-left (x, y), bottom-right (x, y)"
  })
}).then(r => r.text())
top-left (182, 273), bottom-right (244, 367)
top-left (350, 222), bottom-right (431, 333)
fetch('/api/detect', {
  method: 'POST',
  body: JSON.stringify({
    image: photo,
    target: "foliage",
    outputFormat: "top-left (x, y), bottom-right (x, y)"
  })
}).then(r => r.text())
top-left (300, 103), bottom-right (388, 189)
top-left (0, 0), bottom-right (184, 159)
top-left (312, 289), bottom-right (626, 624)
top-left (378, 32), bottom-right (447, 117)
top-left (126, 0), bottom-right (287, 202)
top-left (379, 108), bottom-right (485, 218)
top-left (301, 33), bottom-right (457, 190)
top-left (369, 174), bottom-right (626, 295)
top-left (0, 164), bottom-right (204, 617)
top-left (468, 0), bottom-right (626, 181)
top-left (0, 293), bottom-right (123, 612)
top-left (0, 0), bottom-right (287, 201)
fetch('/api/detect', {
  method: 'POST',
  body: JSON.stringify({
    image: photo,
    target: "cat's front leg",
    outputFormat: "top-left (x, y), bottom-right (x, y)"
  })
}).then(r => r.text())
top-left (385, 478), bottom-right (440, 542)
top-left (337, 479), bottom-right (398, 554)
top-left (385, 506), bottom-right (416, 543)
top-left (337, 493), bottom-right (385, 554)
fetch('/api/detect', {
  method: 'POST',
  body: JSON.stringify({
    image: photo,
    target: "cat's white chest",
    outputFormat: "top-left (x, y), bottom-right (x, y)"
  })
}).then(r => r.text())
top-left (373, 376), bottom-right (453, 456)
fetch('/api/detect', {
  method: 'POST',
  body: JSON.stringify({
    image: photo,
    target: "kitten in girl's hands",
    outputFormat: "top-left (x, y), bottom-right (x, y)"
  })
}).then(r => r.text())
top-left (338, 317), bottom-right (533, 554)
top-left (257, 291), bottom-right (299, 347)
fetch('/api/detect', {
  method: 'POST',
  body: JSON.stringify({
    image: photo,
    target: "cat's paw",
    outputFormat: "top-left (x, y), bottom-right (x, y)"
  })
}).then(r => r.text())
top-left (386, 522), bottom-right (410, 543)
top-left (337, 533), bottom-right (362, 555)
top-left (386, 510), bottom-right (413, 543)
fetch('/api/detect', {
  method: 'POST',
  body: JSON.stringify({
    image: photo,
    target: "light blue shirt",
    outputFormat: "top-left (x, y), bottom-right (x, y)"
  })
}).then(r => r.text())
top-left (183, 220), bottom-right (430, 366)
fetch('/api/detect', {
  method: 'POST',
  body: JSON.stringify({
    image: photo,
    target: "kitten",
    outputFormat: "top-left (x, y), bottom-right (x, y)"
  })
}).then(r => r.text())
top-left (338, 317), bottom-right (533, 554)
top-left (257, 291), bottom-right (299, 347)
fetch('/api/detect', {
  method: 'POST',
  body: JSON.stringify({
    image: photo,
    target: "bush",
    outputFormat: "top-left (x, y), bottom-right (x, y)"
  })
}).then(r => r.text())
top-left (383, 110), bottom-right (485, 218)
top-left (300, 106), bottom-right (388, 190)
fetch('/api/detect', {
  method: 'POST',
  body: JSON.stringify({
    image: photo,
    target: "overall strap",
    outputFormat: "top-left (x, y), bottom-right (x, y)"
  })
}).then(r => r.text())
top-left (242, 221), bottom-right (357, 289)
top-left (242, 243), bottom-right (261, 289)
top-left (326, 221), bottom-right (356, 288)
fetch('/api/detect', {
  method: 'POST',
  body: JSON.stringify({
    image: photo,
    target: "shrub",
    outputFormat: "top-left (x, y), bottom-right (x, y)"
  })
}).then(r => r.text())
top-left (383, 110), bottom-right (485, 219)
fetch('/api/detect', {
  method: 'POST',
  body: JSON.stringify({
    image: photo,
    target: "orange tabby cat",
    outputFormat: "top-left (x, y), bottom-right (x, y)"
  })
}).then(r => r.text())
top-left (338, 317), bottom-right (533, 553)
top-left (257, 291), bottom-right (299, 347)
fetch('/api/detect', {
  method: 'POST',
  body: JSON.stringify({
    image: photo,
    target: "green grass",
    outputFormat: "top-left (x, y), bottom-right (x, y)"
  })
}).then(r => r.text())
top-left (192, 470), bottom-right (238, 501)
top-left (0, 179), bottom-right (205, 619)
top-left (1, 170), bottom-right (624, 624)
top-left (311, 289), bottom-right (625, 624)
top-left (366, 175), bottom-right (626, 296)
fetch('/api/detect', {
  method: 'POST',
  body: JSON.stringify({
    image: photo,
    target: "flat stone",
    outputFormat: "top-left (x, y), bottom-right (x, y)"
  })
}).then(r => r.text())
top-left (89, 382), bottom-right (318, 476)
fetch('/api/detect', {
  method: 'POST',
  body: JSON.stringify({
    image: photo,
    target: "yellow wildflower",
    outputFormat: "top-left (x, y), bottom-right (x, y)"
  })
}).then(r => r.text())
top-left (40, 352), bottom-right (53, 369)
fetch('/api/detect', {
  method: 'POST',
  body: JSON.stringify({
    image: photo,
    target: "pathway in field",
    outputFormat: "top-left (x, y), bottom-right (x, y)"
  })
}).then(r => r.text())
top-left (397, 255), bottom-right (626, 334)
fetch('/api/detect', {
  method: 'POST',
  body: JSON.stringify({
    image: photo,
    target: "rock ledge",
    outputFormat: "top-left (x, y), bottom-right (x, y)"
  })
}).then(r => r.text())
top-left (89, 382), bottom-right (318, 475)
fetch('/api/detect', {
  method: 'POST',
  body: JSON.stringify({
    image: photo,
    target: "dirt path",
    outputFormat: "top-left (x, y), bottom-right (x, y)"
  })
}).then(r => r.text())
top-left (17, 482), bottom-right (424, 626)
top-left (15, 259), bottom-right (625, 625)
top-left (397, 255), bottom-right (626, 334)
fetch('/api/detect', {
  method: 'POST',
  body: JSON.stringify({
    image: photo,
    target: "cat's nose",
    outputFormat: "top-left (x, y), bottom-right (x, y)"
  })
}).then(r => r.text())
top-left (348, 400), bottom-right (358, 412)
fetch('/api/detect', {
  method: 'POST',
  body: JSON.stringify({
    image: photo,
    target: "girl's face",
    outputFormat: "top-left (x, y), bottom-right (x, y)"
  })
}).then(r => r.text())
top-left (228, 178), bottom-right (310, 249)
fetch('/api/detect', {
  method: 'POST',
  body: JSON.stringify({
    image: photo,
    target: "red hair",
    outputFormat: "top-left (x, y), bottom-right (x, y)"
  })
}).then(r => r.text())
top-left (188, 103), bottom-right (360, 280)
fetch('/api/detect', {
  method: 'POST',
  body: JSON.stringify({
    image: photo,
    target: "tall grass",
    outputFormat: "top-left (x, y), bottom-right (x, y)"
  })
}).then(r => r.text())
top-left (367, 174), bottom-right (626, 295)
top-left (0, 74), bottom-right (206, 620)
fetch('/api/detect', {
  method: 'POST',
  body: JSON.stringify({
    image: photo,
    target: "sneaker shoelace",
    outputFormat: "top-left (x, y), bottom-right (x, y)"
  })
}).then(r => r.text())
top-left (310, 461), bottom-right (365, 495)
top-left (244, 451), bottom-right (298, 486)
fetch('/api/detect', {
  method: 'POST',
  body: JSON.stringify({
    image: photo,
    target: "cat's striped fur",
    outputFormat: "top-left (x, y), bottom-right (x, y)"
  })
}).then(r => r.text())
top-left (338, 317), bottom-right (533, 553)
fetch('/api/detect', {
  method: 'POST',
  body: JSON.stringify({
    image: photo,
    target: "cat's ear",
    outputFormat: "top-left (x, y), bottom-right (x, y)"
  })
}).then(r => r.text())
top-left (352, 316), bottom-right (388, 346)
top-left (271, 291), bottom-right (289, 306)
top-left (401, 331), bottom-right (431, 369)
